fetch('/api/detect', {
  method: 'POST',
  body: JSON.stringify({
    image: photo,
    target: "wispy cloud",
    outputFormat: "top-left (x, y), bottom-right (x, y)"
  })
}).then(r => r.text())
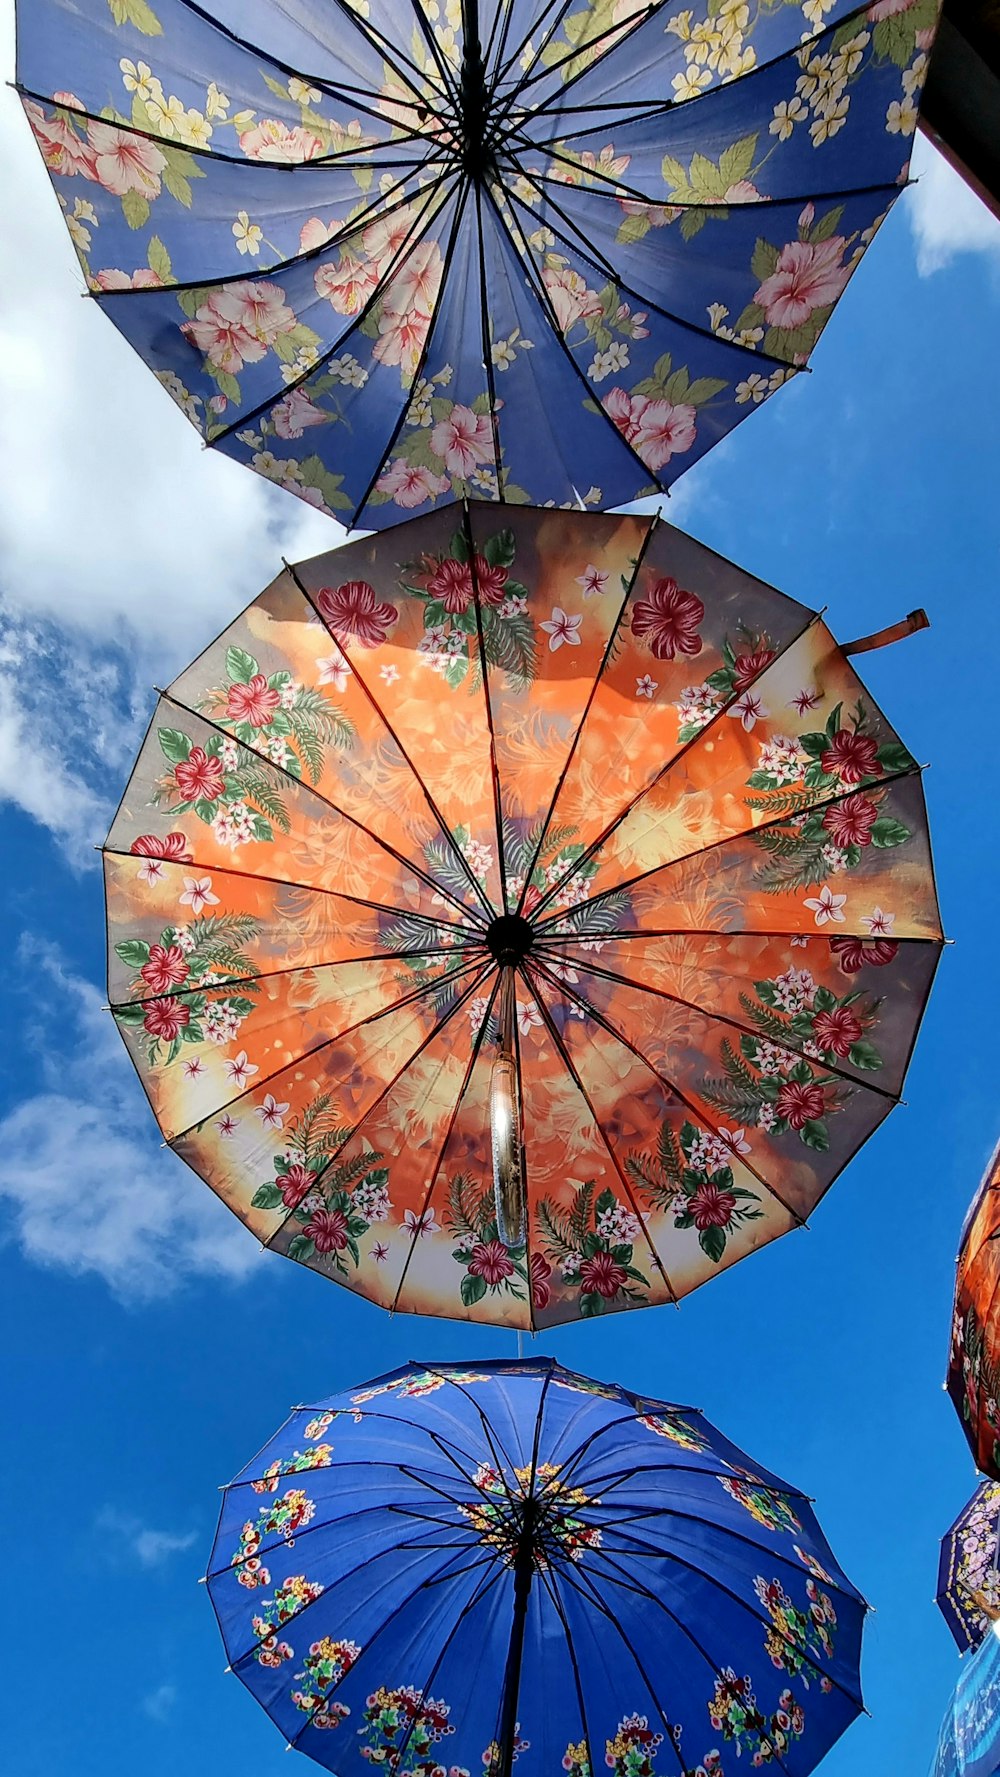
top-left (141, 1684), bottom-right (178, 1723)
top-left (95, 1508), bottom-right (199, 1570)
top-left (906, 136), bottom-right (1000, 276)
top-left (0, 938), bottom-right (264, 1297)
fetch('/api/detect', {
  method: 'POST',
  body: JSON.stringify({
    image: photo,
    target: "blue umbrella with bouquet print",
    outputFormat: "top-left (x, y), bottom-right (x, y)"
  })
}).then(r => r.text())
top-left (17, 0), bottom-right (940, 526)
top-left (206, 1357), bottom-right (867, 1774)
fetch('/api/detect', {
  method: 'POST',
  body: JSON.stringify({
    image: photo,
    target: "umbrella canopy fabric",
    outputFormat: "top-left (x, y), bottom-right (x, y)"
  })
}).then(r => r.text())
top-left (949, 1140), bottom-right (1000, 1481)
top-left (207, 1357), bottom-right (867, 1774)
top-left (931, 1621), bottom-right (1000, 1777)
top-left (18, 0), bottom-right (939, 527)
top-left (103, 504), bottom-right (942, 1326)
top-left (938, 1482), bottom-right (1000, 1655)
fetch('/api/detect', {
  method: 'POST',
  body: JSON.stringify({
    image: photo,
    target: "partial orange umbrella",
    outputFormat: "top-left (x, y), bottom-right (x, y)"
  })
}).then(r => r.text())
top-left (949, 1140), bottom-right (1000, 1479)
top-left (104, 504), bottom-right (942, 1326)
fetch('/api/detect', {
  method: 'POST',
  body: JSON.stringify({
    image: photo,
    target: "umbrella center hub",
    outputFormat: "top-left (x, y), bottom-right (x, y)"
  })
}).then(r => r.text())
top-left (486, 913), bottom-right (534, 965)
top-left (457, 42), bottom-right (496, 182)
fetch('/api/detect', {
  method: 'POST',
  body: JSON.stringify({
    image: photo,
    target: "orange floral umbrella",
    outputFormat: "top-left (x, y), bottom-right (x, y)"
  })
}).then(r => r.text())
top-left (105, 504), bottom-right (942, 1326)
top-left (949, 1140), bottom-right (1000, 1479)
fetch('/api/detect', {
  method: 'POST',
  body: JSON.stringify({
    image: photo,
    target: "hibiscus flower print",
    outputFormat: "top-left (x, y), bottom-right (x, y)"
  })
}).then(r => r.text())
top-left (631, 576), bottom-right (704, 661)
top-left (316, 580), bottom-right (399, 647)
top-left (174, 746), bottom-right (226, 803)
top-left (755, 237), bottom-right (851, 331)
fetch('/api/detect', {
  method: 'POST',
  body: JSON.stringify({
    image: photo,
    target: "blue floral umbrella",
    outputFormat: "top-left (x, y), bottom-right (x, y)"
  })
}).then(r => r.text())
top-left (18, 0), bottom-right (939, 528)
top-left (931, 1622), bottom-right (1000, 1777)
top-left (938, 1483), bottom-right (1000, 1655)
top-left (206, 1358), bottom-right (866, 1774)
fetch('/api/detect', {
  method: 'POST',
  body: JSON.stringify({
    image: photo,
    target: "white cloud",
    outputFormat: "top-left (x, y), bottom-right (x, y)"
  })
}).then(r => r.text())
top-left (0, 7), bottom-right (343, 669)
top-left (95, 1508), bottom-right (198, 1569)
top-left (906, 135), bottom-right (1000, 276)
top-left (141, 1684), bottom-right (178, 1723)
top-left (0, 938), bottom-right (265, 1297)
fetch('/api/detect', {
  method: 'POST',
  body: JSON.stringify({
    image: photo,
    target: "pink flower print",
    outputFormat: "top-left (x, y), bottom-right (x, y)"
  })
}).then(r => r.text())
top-left (862, 907), bottom-right (895, 936)
top-left (403, 1208), bottom-right (440, 1238)
top-left (577, 564), bottom-right (608, 598)
top-left (542, 264), bottom-right (604, 332)
top-left (803, 885), bottom-right (847, 927)
top-left (272, 388), bottom-right (330, 439)
top-left (635, 674), bottom-right (657, 698)
top-left (256, 1094), bottom-right (290, 1130)
top-left (225, 1050), bottom-right (259, 1088)
top-left (87, 119), bottom-right (165, 197)
top-left (316, 580), bottom-right (399, 647)
top-left (631, 396), bottom-right (697, 470)
top-left (24, 99), bottom-right (96, 178)
top-left (540, 607), bottom-right (582, 651)
top-left (728, 690), bottom-right (769, 731)
top-left (183, 877), bottom-right (222, 916)
top-left (217, 1113), bottom-right (238, 1136)
top-left (314, 251), bottom-right (380, 315)
top-left (429, 405), bottom-right (495, 478)
top-left (377, 458), bottom-right (450, 509)
top-left (238, 118), bottom-right (324, 162)
top-left (755, 237), bottom-right (851, 330)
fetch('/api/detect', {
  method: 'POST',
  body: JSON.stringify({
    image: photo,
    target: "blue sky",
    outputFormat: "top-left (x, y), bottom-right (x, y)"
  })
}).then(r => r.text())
top-left (3, 9), bottom-right (1000, 1769)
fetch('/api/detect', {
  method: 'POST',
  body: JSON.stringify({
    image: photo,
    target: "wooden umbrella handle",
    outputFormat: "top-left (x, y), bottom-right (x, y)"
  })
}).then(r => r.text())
top-left (843, 610), bottom-right (930, 656)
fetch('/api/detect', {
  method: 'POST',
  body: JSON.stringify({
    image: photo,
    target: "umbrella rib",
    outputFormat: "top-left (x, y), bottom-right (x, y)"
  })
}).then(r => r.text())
top-left (101, 169), bottom-right (443, 301)
top-left (109, 945), bottom-right (482, 1013)
top-left (102, 843), bottom-right (484, 935)
top-left (481, 181), bottom-right (667, 497)
top-left (527, 951), bottom-right (806, 1227)
top-left (497, 1), bottom-right (660, 119)
top-left (419, 1366), bottom-right (526, 1487)
top-left (472, 186), bottom-right (506, 503)
top-left (352, 178), bottom-right (473, 522)
top-left (215, 1505), bottom-right (474, 1582)
top-left (512, 515), bottom-right (658, 922)
top-left (389, 970), bottom-right (503, 1310)
top-left (285, 561), bottom-right (495, 922)
top-left (463, 503), bottom-right (511, 913)
top-left (167, 951), bottom-right (488, 1150)
top-left (578, 1536), bottom-right (864, 1712)
top-left (502, 152), bottom-right (805, 382)
top-left (519, 969), bottom-right (681, 1302)
top-left (530, 946), bottom-right (904, 1105)
top-left (206, 171), bottom-right (459, 447)
top-left (534, 758), bottom-right (928, 937)
top-left (595, 1508), bottom-right (863, 1609)
top-left (256, 960), bottom-right (494, 1248)
top-left (285, 1548), bottom-right (502, 1750)
top-left (555, 1559), bottom-right (799, 1775)
top-left (486, 0), bottom-right (571, 100)
top-left (172, 0), bottom-right (437, 122)
top-left (509, 0), bottom-right (873, 122)
top-left (15, 83), bottom-right (433, 170)
top-left (540, 1560), bottom-right (691, 1777)
top-left (526, 606), bottom-right (818, 924)
top-left (154, 686), bottom-right (484, 928)
top-left (496, 0), bottom-right (659, 121)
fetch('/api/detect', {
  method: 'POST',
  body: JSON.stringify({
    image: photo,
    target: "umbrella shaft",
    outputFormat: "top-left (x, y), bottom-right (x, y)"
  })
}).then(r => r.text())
top-left (496, 1533), bottom-right (534, 1777)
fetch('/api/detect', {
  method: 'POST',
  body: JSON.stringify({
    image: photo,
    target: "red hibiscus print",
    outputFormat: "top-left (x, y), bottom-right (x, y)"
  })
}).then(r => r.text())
top-left (811, 1006), bottom-right (863, 1058)
top-left (688, 1179), bottom-right (738, 1231)
top-left (822, 794), bottom-right (878, 848)
top-left (305, 1207), bottom-right (350, 1252)
top-left (776, 1079), bottom-right (827, 1130)
top-left (279, 1163), bottom-right (314, 1210)
top-left (226, 674), bottom-right (281, 727)
top-left (732, 647), bottom-right (776, 692)
top-left (175, 746), bottom-right (226, 802)
top-left (316, 580), bottom-right (399, 647)
top-left (529, 1252), bottom-right (552, 1310)
top-left (820, 729), bottom-right (882, 785)
top-left (468, 1239), bottom-right (515, 1285)
top-left (140, 943), bottom-right (190, 994)
top-left (471, 553), bottom-right (509, 606)
top-left (143, 998), bottom-right (190, 1041)
top-left (130, 832), bottom-right (192, 861)
top-left (427, 557), bottom-right (473, 613)
top-left (830, 936), bottom-right (899, 973)
top-left (579, 1250), bottom-right (628, 1298)
top-left (631, 576), bottom-right (704, 661)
